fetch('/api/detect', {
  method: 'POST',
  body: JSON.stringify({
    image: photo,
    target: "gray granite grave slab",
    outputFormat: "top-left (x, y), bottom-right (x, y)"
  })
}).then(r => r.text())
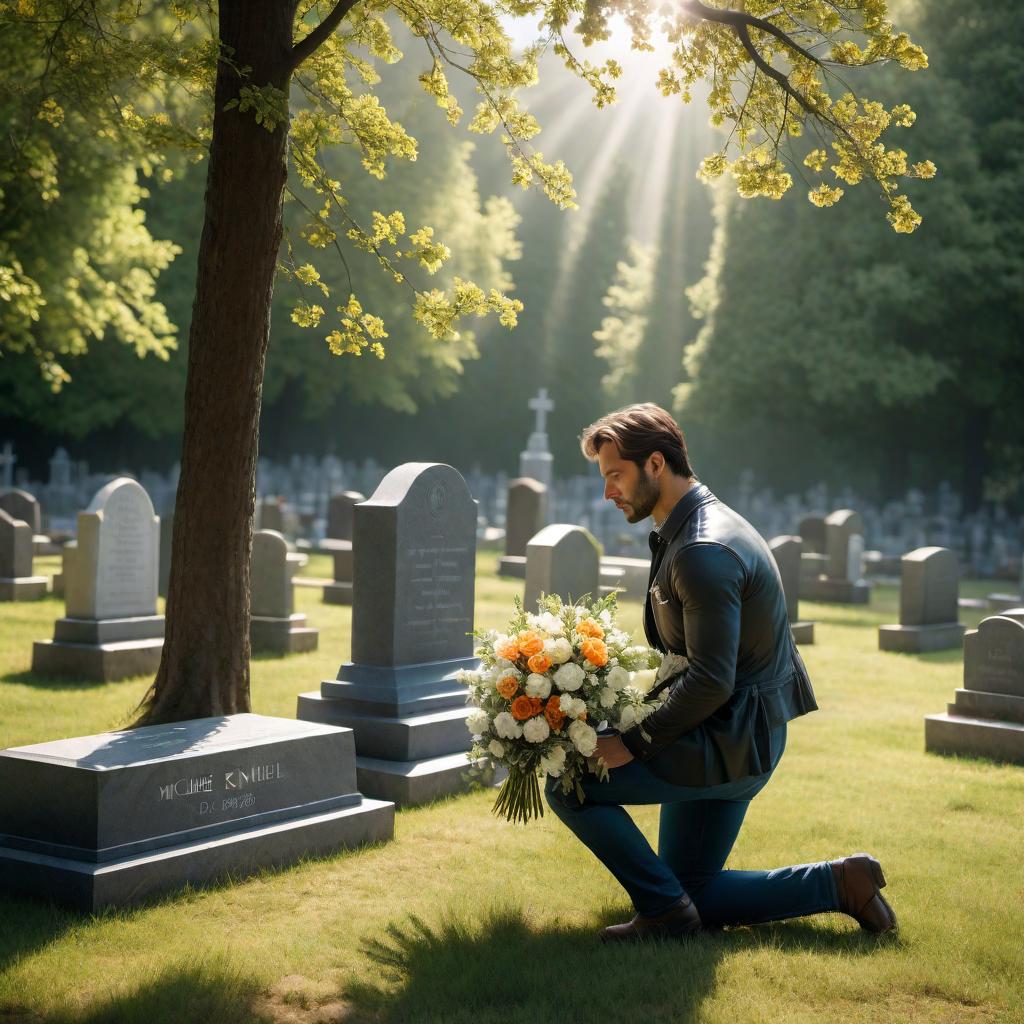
top-left (354, 751), bottom-right (487, 808)
top-left (250, 530), bottom-right (318, 655)
top-left (498, 478), bottom-right (548, 579)
top-left (600, 556), bottom-right (650, 602)
top-left (924, 613), bottom-right (1024, 766)
top-left (797, 515), bottom-right (826, 554)
top-left (0, 487), bottom-right (42, 534)
top-left (0, 508), bottom-right (47, 600)
top-left (323, 543), bottom-right (354, 605)
top-left (879, 547), bottom-right (964, 653)
top-left (32, 480), bottom-right (164, 680)
top-left (0, 714), bottom-right (393, 910)
top-left (327, 491), bottom-right (364, 542)
top-left (524, 524), bottom-right (601, 612)
top-left (825, 510), bottom-right (864, 579)
top-left (769, 536), bottom-right (815, 646)
top-left (298, 463), bottom-right (479, 806)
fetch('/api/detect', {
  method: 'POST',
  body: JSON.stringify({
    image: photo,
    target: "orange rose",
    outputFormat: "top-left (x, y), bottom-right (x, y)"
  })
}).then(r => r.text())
top-left (496, 674), bottom-right (519, 700)
top-left (544, 697), bottom-right (566, 733)
top-left (516, 630), bottom-right (544, 658)
top-left (577, 617), bottom-right (605, 639)
top-left (581, 637), bottom-right (608, 668)
top-left (496, 638), bottom-right (520, 662)
top-left (527, 652), bottom-right (553, 674)
top-left (511, 695), bottom-right (542, 721)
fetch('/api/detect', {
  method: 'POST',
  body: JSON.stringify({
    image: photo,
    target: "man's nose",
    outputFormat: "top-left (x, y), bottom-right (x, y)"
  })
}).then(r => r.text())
top-left (604, 481), bottom-right (618, 501)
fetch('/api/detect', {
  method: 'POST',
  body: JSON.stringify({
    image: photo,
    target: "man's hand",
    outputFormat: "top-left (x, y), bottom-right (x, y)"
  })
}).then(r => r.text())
top-left (589, 734), bottom-right (634, 772)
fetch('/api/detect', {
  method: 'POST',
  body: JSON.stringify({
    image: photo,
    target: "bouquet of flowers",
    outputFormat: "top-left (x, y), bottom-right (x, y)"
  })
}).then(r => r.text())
top-left (459, 593), bottom-right (665, 824)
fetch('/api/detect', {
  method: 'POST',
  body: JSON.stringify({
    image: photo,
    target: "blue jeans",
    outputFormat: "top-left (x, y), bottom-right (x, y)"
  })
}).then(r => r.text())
top-left (545, 724), bottom-right (840, 924)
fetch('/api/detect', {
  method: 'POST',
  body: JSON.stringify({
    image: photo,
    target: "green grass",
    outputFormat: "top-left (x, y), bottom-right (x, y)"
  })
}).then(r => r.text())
top-left (1, 554), bottom-right (1022, 1024)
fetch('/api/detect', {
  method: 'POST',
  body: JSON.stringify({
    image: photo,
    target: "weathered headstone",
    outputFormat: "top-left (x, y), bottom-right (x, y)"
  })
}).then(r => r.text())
top-left (0, 488), bottom-right (54, 557)
top-left (322, 491), bottom-right (364, 605)
top-left (987, 555), bottom-right (1024, 612)
top-left (925, 611), bottom-right (1024, 765)
top-left (879, 547), bottom-right (965, 652)
top-left (802, 509), bottom-right (871, 604)
top-left (769, 536), bottom-right (815, 645)
top-left (250, 529), bottom-right (318, 654)
top-left (298, 463), bottom-right (481, 806)
top-left (0, 509), bottom-right (47, 600)
top-left (797, 514), bottom-right (828, 580)
top-left (518, 388), bottom-right (554, 487)
top-left (51, 539), bottom-right (76, 600)
top-left (497, 477), bottom-right (548, 579)
top-left (31, 478), bottom-right (164, 681)
top-left (524, 524), bottom-right (601, 612)
top-left (0, 714), bottom-right (393, 911)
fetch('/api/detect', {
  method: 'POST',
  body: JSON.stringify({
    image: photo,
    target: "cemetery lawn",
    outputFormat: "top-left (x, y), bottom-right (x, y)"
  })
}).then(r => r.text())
top-left (1, 554), bottom-right (1022, 1024)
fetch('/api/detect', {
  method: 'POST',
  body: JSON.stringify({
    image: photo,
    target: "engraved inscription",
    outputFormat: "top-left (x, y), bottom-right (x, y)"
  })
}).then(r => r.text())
top-left (156, 759), bottom-right (284, 827)
top-left (405, 542), bottom-right (471, 653)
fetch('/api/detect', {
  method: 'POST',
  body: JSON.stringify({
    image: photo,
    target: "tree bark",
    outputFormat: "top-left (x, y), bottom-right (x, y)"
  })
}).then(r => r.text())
top-left (136, 0), bottom-right (299, 724)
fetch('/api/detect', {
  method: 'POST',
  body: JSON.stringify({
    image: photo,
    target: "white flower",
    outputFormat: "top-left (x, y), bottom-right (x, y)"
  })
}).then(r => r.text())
top-left (618, 705), bottom-right (637, 730)
top-left (605, 666), bottom-right (630, 691)
top-left (598, 609), bottom-right (613, 627)
top-left (490, 663), bottom-right (520, 683)
top-left (536, 611), bottom-right (565, 636)
top-left (586, 673), bottom-right (598, 686)
top-left (544, 637), bottom-right (573, 665)
top-left (493, 712), bottom-right (523, 740)
top-left (568, 719), bottom-right (598, 757)
top-left (541, 745), bottom-right (567, 777)
top-left (630, 669), bottom-right (658, 694)
top-left (599, 687), bottom-right (617, 708)
top-left (559, 694), bottom-right (587, 719)
top-left (523, 717), bottom-right (551, 744)
top-left (525, 673), bottom-right (552, 699)
top-left (554, 662), bottom-right (585, 692)
top-left (488, 738), bottom-right (506, 759)
top-left (466, 709), bottom-right (490, 736)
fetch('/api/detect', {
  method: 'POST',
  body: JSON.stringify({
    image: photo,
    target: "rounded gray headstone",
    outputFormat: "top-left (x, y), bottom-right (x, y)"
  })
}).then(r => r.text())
top-left (0, 489), bottom-right (41, 535)
top-left (327, 491), bottom-right (365, 542)
top-left (899, 546), bottom-right (959, 626)
top-left (797, 515), bottom-right (826, 554)
top-left (825, 509), bottom-right (864, 579)
top-left (505, 477), bottom-right (548, 558)
top-left (524, 524), bottom-right (601, 612)
top-left (0, 507), bottom-right (33, 578)
top-left (251, 529), bottom-right (292, 618)
top-left (964, 615), bottom-right (1024, 698)
top-left (769, 535), bottom-right (802, 623)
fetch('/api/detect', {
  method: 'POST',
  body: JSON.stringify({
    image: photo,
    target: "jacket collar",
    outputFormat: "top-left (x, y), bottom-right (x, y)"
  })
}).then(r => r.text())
top-left (649, 481), bottom-right (715, 550)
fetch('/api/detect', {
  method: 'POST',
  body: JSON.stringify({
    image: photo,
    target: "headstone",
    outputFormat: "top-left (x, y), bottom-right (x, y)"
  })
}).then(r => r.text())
top-left (250, 530), bottom-right (318, 654)
top-left (0, 509), bottom-right (47, 601)
top-left (51, 539), bottom-right (76, 600)
top-left (769, 536), bottom-right (814, 645)
top-left (801, 509), bottom-right (871, 604)
top-left (298, 463), bottom-right (483, 806)
top-left (879, 547), bottom-right (965, 652)
top-left (925, 612), bottom-right (1024, 766)
top-left (599, 555), bottom-right (651, 602)
top-left (0, 714), bottom-right (393, 911)
top-left (322, 491), bottom-right (364, 605)
top-left (524, 524), bottom-right (601, 612)
top-left (0, 488), bottom-right (41, 534)
top-left (31, 478), bottom-right (164, 681)
top-left (497, 477), bottom-right (548, 579)
top-left (518, 388), bottom-right (554, 487)
top-left (987, 555), bottom-right (1024, 611)
top-left (798, 514), bottom-right (827, 553)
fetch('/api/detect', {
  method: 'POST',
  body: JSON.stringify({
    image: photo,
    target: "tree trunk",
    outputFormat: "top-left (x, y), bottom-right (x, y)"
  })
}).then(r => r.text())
top-left (136, 0), bottom-right (298, 724)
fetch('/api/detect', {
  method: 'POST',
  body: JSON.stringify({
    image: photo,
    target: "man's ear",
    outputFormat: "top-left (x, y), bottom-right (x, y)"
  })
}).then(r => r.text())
top-left (648, 451), bottom-right (666, 478)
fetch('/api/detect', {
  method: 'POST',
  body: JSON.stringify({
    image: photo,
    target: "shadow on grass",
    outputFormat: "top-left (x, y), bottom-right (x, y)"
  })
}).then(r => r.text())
top-left (0, 668), bottom-right (112, 692)
top-left (343, 907), bottom-right (892, 1024)
top-left (3, 959), bottom-right (269, 1024)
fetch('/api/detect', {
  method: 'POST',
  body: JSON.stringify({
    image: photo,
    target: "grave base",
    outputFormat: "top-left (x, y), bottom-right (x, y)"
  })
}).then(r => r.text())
top-left (496, 555), bottom-right (527, 579)
top-left (0, 576), bottom-right (47, 601)
top-left (31, 637), bottom-right (163, 682)
top-left (947, 688), bottom-right (1024, 724)
top-left (355, 751), bottom-right (488, 807)
top-left (296, 691), bottom-right (470, 760)
top-left (878, 621), bottom-right (965, 653)
top-left (250, 614), bottom-right (318, 655)
top-left (924, 713), bottom-right (1024, 766)
top-left (33, 535), bottom-right (60, 557)
top-left (0, 799), bottom-right (394, 912)
top-left (987, 593), bottom-right (1022, 612)
top-left (791, 621), bottom-right (815, 645)
top-left (322, 581), bottom-right (353, 605)
top-left (802, 577), bottom-right (871, 604)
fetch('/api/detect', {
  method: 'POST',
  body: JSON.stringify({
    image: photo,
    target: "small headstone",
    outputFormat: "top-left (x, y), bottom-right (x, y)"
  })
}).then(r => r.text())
top-left (51, 539), bottom-right (77, 600)
top-left (0, 714), bottom-right (393, 911)
top-left (497, 477), bottom-right (548, 579)
top-left (298, 463), bottom-right (483, 807)
top-left (326, 491), bottom-right (364, 542)
top-left (0, 488), bottom-right (41, 534)
top-left (518, 388), bottom-right (554, 487)
top-left (322, 491), bottom-right (364, 605)
top-left (524, 524), bottom-right (601, 612)
top-left (879, 547), bottom-right (965, 652)
top-left (925, 613), bottom-right (1024, 765)
top-left (0, 509), bottom-right (47, 601)
top-left (599, 555), bottom-right (651, 602)
top-left (769, 535), bottom-right (814, 645)
top-left (31, 478), bottom-right (164, 681)
top-left (801, 509), bottom-right (871, 605)
top-left (250, 529), bottom-right (318, 654)
top-left (798, 514), bottom-right (827, 554)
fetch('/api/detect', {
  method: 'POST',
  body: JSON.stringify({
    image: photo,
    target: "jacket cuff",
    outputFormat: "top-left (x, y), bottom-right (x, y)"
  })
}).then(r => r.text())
top-left (620, 726), bottom-right (659, 762)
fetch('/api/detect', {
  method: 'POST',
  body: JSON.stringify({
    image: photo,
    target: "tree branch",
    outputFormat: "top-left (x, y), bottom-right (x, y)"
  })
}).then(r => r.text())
top-left (288, 0), bottom-right (361, 72)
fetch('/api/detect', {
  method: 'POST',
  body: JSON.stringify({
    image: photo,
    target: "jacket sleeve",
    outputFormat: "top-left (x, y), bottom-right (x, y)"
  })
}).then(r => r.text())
top-left (620, 542), bottom-right (744, 761)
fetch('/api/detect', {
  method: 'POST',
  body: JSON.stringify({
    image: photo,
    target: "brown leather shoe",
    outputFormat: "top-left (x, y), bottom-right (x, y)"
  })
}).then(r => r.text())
top-left (599, 894), bottom-right (703, 943)
top-left (831, 853), bottom-right (898, 934)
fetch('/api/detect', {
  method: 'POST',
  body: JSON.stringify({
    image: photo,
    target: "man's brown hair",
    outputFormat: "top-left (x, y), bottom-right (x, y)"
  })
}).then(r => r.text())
top-left (580, 403), bottom-right (693, 477)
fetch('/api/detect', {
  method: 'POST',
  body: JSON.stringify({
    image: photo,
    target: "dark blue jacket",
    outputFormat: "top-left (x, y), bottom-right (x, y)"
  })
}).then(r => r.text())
top-left (620, 482), bottom-right (818, 785)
